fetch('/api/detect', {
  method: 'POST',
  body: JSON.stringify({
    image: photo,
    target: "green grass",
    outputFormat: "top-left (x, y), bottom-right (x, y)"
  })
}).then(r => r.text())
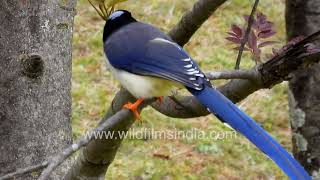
top-left (72, 0), bottom-right (290, 179)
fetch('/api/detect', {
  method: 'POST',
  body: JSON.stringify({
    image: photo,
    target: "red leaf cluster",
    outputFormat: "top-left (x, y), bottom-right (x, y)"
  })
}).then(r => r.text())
top-left (226, 12), bottom-right (277, 62)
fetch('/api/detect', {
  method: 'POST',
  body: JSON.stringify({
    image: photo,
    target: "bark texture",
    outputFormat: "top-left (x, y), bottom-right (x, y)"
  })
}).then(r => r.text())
top-left (0, 0), bottom-right (76, 179)
top-left (286, 0), bottom-right (320, 178)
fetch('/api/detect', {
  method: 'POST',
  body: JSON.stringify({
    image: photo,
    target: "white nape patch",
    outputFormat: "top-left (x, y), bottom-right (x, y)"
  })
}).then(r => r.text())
top-left (152, 38), bottom-right (182, 50)
top-left (109, 11), bottom-right (125, 20)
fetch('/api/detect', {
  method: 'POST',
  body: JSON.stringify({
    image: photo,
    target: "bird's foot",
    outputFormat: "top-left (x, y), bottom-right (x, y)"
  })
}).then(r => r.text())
top-left (157, 96), bottom-right (164, 104)
top-left (123, 98), bottom-right (144, 120)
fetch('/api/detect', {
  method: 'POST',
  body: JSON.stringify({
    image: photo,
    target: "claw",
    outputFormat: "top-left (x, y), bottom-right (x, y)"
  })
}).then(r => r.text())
top-left (122, 98), bottom-right (144, 120)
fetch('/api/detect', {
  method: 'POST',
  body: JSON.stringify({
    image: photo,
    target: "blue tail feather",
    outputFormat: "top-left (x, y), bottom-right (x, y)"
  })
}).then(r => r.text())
top-left (189, 86), bottom-right (310, 180)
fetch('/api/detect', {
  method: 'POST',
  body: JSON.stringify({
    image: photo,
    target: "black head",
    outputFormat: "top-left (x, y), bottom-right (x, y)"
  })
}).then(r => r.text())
top-left (103, 10), bottom-right (137, 42)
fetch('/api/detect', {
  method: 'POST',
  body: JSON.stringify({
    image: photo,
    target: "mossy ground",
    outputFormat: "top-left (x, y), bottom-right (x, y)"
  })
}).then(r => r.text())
top-left (72, 0), bottom-right (290, 179)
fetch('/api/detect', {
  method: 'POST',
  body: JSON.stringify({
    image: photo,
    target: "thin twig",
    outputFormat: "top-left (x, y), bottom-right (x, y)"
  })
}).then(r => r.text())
top-left (0, 161), bottom-right (48, 180)
top-left (234, 0), bottom-right (260, 69)
top-left (0, 108), bottom-right (134, 180)
top-left (205, 69), bottom-right (258, 80)
top-left (38, 98), bottom-right (155, 180)
top-left (37, 109), bottom-right (130, 180)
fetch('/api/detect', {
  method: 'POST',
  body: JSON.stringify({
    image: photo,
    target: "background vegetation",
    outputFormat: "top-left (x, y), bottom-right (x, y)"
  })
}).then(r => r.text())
top-left (72, 0), bottom-right (289, 179)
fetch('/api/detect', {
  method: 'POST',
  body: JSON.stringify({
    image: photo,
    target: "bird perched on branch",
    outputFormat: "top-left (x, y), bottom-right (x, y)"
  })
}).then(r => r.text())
top-left (89, 1), bottom-right (311, 179)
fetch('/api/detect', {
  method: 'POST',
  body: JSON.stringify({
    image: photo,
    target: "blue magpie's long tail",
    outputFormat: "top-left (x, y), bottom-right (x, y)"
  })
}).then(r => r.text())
top-left (189, 86), bottom-right (310, 180)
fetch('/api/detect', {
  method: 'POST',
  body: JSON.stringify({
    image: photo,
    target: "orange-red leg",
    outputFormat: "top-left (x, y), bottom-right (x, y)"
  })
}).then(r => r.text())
top-left (123, 98), bottom-right (144, 120)
top-left (157, 96), bottom-right (164, 104)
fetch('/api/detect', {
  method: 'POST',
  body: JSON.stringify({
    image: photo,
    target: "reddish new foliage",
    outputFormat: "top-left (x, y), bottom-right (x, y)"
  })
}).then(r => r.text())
top-left (227, 12), bottom-right (320, 63)
top-left (226, 12), bottom-right (277, 62)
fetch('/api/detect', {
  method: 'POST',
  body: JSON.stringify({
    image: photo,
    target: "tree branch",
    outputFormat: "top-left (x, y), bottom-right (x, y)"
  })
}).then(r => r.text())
top-left (235, 0), bottom-right (259, 69)
top-left (0, 96), bottom-right (156, 180)
top-left (38, 111), bottom-right (128, 180)
top-left (0, 162), bottom-right (48, 180)
top-left (168, 0), bottom-right (228, 46)
top-left (37, 97), bottom-right (155, 180)
top-left (205, 69), bottom-right (259, 80)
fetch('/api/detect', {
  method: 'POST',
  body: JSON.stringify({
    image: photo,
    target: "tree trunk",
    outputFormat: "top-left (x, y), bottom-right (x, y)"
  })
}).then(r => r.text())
top-left (286, 0), bottom-right (320, 178)
top-left (0, 0), bottom-right (76, 179)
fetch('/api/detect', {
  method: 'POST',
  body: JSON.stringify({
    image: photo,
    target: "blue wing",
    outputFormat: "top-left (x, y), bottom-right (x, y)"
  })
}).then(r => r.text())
top-left (104, 22), bottom-right (210, 90)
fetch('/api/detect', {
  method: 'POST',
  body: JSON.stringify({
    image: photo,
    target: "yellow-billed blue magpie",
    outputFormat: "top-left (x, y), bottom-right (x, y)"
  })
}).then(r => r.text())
top-left (102, 10), bottom-right (310, 179)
